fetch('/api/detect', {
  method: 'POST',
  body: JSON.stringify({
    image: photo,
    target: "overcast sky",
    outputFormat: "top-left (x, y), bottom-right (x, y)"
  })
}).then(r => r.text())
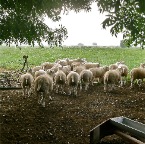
top-left (45, 3), bottom-right (123, 46)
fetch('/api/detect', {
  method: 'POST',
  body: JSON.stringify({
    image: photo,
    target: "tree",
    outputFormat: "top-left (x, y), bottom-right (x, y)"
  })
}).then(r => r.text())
top-left (0, 0), bottom-right (145, 47)
top-left (0, 0), bottom-right (94, 47)
top-left (92, 42), bottom-right (97, 46)
top-left (120, 40), bottom-right (127, 48)
top-left (97, 0), bottom-right (145, 48)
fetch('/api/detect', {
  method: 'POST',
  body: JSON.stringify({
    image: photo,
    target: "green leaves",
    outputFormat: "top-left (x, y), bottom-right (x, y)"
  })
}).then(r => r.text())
top-left (99, 0), bottom-right (145, 48)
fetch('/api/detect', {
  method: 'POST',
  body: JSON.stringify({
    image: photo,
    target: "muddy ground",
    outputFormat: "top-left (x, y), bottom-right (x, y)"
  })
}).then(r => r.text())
top-left (1, 82), bottom-right (145, 144)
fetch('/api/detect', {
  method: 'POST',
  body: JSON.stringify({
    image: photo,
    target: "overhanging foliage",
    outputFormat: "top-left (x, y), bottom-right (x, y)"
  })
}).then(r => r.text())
top-left (0, 0), bottom-right (145, 47)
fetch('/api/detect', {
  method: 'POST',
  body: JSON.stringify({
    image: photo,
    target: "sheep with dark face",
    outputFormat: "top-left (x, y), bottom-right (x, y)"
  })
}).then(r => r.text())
top-left (67, 71), bottom-right (80, 96)
top-left (34, 74), bottom-right (53, 107)
top-left (104, 66), bottom-right (123, 92)
top-left (130, 67), bottom-right (145, 88)
top-left (20, 72), bottom-right (34, 96)
top-left (79, 69), bottom-right (93, 91)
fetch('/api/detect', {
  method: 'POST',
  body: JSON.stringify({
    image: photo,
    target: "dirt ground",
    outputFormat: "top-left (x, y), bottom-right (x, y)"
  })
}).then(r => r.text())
top-left (1, 81), bottom-right (145, 144)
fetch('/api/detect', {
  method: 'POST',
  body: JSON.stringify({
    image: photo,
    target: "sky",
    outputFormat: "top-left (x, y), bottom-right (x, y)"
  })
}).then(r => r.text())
top-left (45, 2), bottom-right (123, 46)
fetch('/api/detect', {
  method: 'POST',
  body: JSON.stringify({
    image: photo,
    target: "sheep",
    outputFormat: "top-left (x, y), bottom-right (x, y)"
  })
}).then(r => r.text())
top-left (109, 61), bottom-right (125, 70)
top-left (54, 68), bottom-right (67, 94)
top-left (73, 65), bottom-right (86, 74)
top-left (84, 62), bottom-right (100, 69)
top-left (67, 58), bottom-right (87, 66)
top-left (140, 63), bottom-right (145, 68)
top-left (118, 64), bottom-right (129, 86)
top-left (130, 67), bottom-right (145, 88)
top-left (56, 58), bottom-right (69, 66)
top-left (104, 66), bottom-right (123, 92)
top-left (89, 66), bottom-right (109, 84)
top-left (34, 69), bottom-right (46, 79)
top-left (66, 71), bottom-right (80, 96)
top-left (41, 62), bottom-right (55, 71)
top-left (71, 61), bottom-right (85, 69)
top-left (79, 69), bottom-right (93, 91)
top-left (61, 65), bottom-right (71, 76)
top-left (34, 74), bottom-right (53, 107)
top-left (31, 66), bottom-right (42, 76)
top-left (20, 72), bottom-right (34, 96)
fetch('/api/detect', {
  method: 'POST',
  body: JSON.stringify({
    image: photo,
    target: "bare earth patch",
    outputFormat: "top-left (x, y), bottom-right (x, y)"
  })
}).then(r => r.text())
top-left (1, 83), bottom-right (145, 144)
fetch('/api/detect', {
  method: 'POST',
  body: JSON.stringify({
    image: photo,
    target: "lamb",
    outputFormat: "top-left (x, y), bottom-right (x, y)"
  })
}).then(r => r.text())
top-left (41, 62), bottom-right (55, 71)
top-left (67, 58), bottom-right (87, 66)
top-left (66, 71), bottom-right (80, 96)
top-left (31, 66), bottom-right (42, 76)
top-left (104, 66), bottom-right (123, 92)
top-left (61, 65), bottom-right (71, 76)
top-left (118, 64), bottom-right (129, 86)
top-left (34, 74), bottom-right (53, 107)
top-left (79, 69), bottom-right (93, 91)
top-left (56, 58), bottom-right (69, 66)
top-left (73, 65), bottom-right (86, 74)
top-left (130, 67), bottom-right (145, 88)
top-left (20, 72), bottom-right (34, 96)
top-left (140, 63), bottom-right (145, 68)
top-left (54, 68), bottom-right (67, 94)
top-left (84, 62), bottom-right (100, 69)
top-left (34, 69), bottom-right (46, 79)
top-left (109, 61), bottom-right (125, 70)
top-left (89, 66), bottom-right (109, 84)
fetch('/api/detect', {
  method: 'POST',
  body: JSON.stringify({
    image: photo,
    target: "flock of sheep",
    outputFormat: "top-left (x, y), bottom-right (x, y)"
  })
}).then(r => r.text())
top-left (20, 58), bottom-right (145, 107)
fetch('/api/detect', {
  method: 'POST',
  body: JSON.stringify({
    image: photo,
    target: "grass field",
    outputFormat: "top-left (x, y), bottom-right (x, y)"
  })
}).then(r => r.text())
top-left (0, 46), bottom-right (145, 71)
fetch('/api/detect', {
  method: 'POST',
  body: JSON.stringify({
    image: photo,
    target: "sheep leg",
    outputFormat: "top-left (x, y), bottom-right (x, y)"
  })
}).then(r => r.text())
top-left (120, 77), bottom-right (123, 87)
top-left (85, 83), bottom-right (89, 91)
top-left (130, 79), bottom-right (134, 88)
top-left (104, 83), bottom-right (107, 92)
top-left (80, 83), bottom-right (82, 91)
top-left (137, 79), bottom-right (142, 87)
top-left (74, 86), bottom-right (77, 96)
top-left (41, 93), bottom-right (45, 107)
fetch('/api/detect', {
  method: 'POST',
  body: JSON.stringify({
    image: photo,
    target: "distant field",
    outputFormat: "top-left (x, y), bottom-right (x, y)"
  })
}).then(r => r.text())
top-left (0, 46), bottom-right (145, 71)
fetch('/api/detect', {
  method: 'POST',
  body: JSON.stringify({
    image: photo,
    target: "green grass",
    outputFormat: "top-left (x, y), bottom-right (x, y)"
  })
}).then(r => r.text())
top-left (0, 46), bottom-right (145, 71)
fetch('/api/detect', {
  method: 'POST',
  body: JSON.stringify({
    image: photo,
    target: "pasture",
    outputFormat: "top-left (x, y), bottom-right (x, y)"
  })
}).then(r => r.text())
top-left (1, 46), bottom-right (145, 144)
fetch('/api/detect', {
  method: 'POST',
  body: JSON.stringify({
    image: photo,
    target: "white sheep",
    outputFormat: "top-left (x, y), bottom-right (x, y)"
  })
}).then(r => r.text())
top-left (89, 66), bottom-right (109, 84)
top-left (61, 65), bottom-right (71, 76)
top-left (118, 64), bottom-right (129, 86)
top-left (67, 58), bottom-right (87, 66)
top-left (41, 62), bottom-right (55, 71)
top-left (66, 71), bottom-right (80, 96)
top-left (79, 69), bottom-right (93, 91)
top-left (54, 68), bottom-right (67, 94)
top-left (84, 62), bottom-right (100, 69)
top-left (20, 72), bottom-right (34, 96)
top-left (140, 63), bottom-right (145, 68)
top-left (130, 67), bottom-right (145, 88)
top-left (31, 66), bottom-right (42, 76)
top-left (73, 65), bottom-right (86, 74)
top-left (34, 69), bottom-right (46, 79)
top-left (34, 74), bottom-right (53, 107)
top-left (104, 66), bottom-right (123, 92)
top-left (109, 61), bottom-right (125, 70)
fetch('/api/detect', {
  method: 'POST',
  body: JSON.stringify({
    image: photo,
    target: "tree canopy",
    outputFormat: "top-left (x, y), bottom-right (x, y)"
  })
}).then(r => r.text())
top-left (0, 0), bottom-right (145, 47)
